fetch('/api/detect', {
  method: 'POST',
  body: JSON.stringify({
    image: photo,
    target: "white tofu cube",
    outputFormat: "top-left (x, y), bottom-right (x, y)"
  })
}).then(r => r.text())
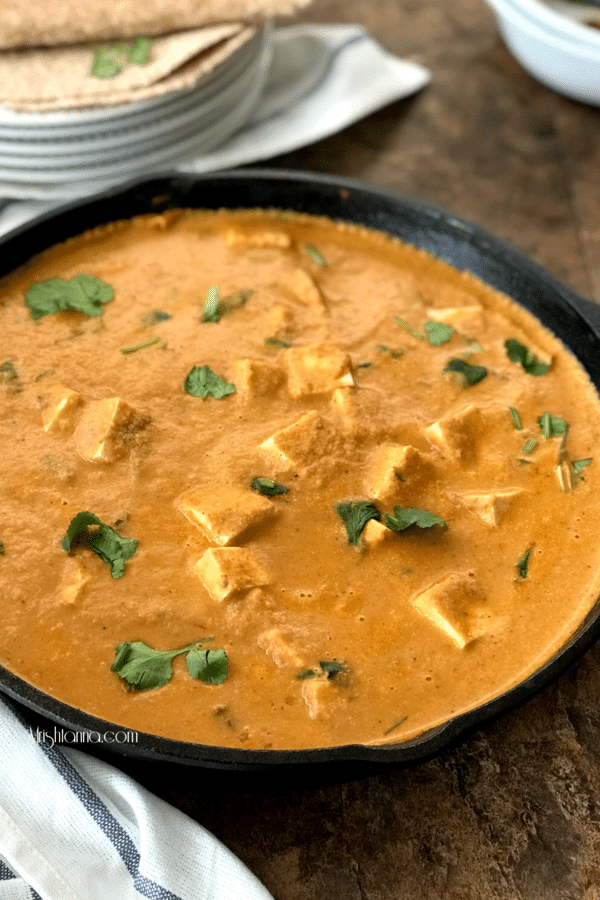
top-left (39, 382), bottom-right (81, 434)
top-left (177, 487), bottom-right (275, 545)
top-left (257, 628), bottom-right (305, 668)
top-left (411, 572), bottom-right (490, 649)
top-left (425, 306), bottom-right (484, 329)
top-left (234, 358), bottom-right (285, 397)
top-left (225, 227), bottom-right (292, 249)
top-left (284, 268), bottom-right (324, 306)
top-left (458, 488), bottom-right (524, 526)
top-left (424, 404), bottom-right (483, 463)
top-left (195, 547), bottom-right (271, 602)
top-left (367, 444), bottom-right (432, 503)
top-left (74, 397), bottom-right (149, 462)
top-left (285, 343), bottom-right (354, 398)
top-left (259, 411), bottom-right (336, 471)
top-left (361, 519), bottom-right (392, 549)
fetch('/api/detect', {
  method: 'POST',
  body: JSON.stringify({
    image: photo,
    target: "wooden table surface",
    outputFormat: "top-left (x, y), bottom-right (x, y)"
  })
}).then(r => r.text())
top-left (116, 2), bottom-right (600, 898)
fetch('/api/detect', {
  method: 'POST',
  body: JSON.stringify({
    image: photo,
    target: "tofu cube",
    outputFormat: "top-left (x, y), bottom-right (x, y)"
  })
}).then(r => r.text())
top-left (264, 303), bottom-right (294, 337)
top-left (367, 444), bottom-right (432, 503)
top-left (284, 268), bottom-right (324, 307)
top-left (458, 488), bottom-right (524, 526)
top-left (259, 411), bottom-right (336, 471)
top-left (426, 306), bottom-right (484, 329)
top-left (225, 227), bottom-right (292, 249)
top-left (59, 558), bottom-right (90, 605)
top-left (195, 547), bottom-right (271, 602)
top-left (257, 628), bottom-right (305, 668)
top-left (285, 343), bottom-right (354, 398)
top-left (424, 404), bottom-right (483, 464)
top-left (39, 382), bottom-right (82, 433)
top-left (301, 677), bottom-right (351, 719)
top-left (177, 487), bottom-right (275, 545)
top-left (411, 572), bottom-right (490, 649)
top-left (75, 397), bottom-right (149, 462)
top-left (234, 358), bottom-right (286, 397)
top-left (362, 519), bottom-right (392, 549)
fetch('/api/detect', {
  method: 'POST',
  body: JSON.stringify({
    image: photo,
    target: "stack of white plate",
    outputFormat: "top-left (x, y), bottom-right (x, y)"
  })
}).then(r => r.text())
top-left (0, 24), bottom-right (271, 200)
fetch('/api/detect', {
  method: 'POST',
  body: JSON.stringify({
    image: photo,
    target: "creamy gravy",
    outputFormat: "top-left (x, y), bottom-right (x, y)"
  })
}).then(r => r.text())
top-left (1, 208), bottom-right (600, 750)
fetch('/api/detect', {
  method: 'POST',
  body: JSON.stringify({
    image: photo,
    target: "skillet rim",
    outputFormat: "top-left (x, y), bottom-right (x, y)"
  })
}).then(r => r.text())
top-left (1, 166), bottom-right (600, 771)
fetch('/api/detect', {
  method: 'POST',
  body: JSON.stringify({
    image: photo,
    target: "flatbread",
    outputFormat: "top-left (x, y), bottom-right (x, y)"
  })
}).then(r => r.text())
top-left (0, 24), bottom-right (259, 112)
top-left (0, 0), bottom-right (310, 50)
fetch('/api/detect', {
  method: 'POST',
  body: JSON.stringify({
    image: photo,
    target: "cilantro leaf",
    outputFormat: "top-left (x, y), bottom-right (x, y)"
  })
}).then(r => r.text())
top-left (202, 285), bottom-right (220, 323)
top-left (303, 244), bottom-right (327, 266)
top-left (120, 337), bottom-right (161, 354)
top-left (572, 458), bottom-right (592, 476)
top-left (26, 275), bottom-right (114, 319)
top-left (90, 48), bottom-right (121, 78)
top-left (264, 337), bottom-right (292, 349)
top-left (444, 358), bottom-right (488, 386)
top-left (424, 321), bottom-right (454, 345)
top-left (522, 438), bottom-right (537, 454)
top-left (335, 500), bottom-right (380, 545)
top-left (251, 477), bottom-right (289, 497)
top-left (141, 309), bottom-right (171, 325)
top-left (186, 648), bottom-right (229, 685)
top-left (111, 636), bottom-right (218, 692)
top-left (127, 37), bottom-right (151, 65)
top-left (0, 541), bottom-right (5, 556)
top-left (62, 511), bottom-right (138, 578)
top-left (393, 316), bottom-right (424, 341)
top-left (385, 507), bottom-right (447, 532)
top-left (296, 661), bottom-right (349, 683)
top-left (505, 339), bottom-right (551, 376)
top-left (516, 547), bottom-right (531, 580)
top-left (0, 361), bottom-right (22, 393)
top-left (383, 715), bottom-right (408, 736)
top-left (509, 406), bottom-right (522, 430)
top-left (184, 365), bottom-right (235, 399)
top-left (538, 411), bottom-right (568, 439)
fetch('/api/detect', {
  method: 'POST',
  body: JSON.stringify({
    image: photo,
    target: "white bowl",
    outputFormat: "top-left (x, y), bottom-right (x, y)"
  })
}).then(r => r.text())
top-left (485, 0), bottom-right (600, 104)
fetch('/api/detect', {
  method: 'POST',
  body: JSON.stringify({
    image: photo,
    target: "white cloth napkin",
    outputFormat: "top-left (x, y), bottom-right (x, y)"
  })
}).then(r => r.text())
top-left (0, 695), bottom-right (274, 900)
top-left (0, 23), bottom-right (430, 233)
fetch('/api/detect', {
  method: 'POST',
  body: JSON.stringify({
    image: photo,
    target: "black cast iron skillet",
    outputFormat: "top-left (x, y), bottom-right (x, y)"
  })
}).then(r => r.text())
top-left (2, 168), bottom-right (600, 773)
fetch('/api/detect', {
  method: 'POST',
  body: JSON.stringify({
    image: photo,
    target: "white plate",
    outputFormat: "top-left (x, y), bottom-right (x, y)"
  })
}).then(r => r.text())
top-left (0, 25), bottom-right (267, 138)
top-left (0, 31), bottom-right (269, 160)
top-left (0, 37), bottom-right (272, 182)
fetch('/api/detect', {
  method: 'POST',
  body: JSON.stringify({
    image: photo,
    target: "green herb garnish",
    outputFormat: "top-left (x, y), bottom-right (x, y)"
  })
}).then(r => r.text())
top-left (383, 715), bottom-right (408, 736)
top-left (335, 500), bottom-right (380, 545)
top-left (127, 36), bottom-right (151, 65)
top-left (572, 458), bottom-right (592, 476)
top-left (141, 310), bottom-right (171, 326)
top-left (90, 48), bottom-right (121, 78)
top-left (505, 339), bottom-right (552, 376)
top-left (376, 344), bottom-right (403, 359)
top-left (385, 507), bottom-right (447, 532)
top-left (303, 244), bottom-right (327, 266)
top-left (0, 541), bottom-right (5, 556)
top-left (509, 406), bottom-right (522, 430)
top-left (516, 547), bottom-right (531, 580)
top-left (423, 321), bottom-right (454, 345)
top-left (62, 511), bottom-right (138, 579)
top-left (111, 636), bottom-right (225, 692)
top-left (522, 438), bottom-right (537, 454)
top-left (264, 337), bottom-right (292, 349)
top-left (184, 365), bottom-right (235, 399)
top-left (538, 411), bottom-right (568, 439)
top-left (462, 338), bottom-right (484, 355)
top-left (0, 361), bottom-right (22, 393)
top-left (443, 358), bottom-right (488, 386)
top-left (221, 289), bottom-right (253, 314)
top-left (296, 661), bottom-right (349, 682)
top-left (202, 285), bottom-right (220, 323)
top-left (26, 275), bottom-right (114, 319)
top-left (120, 336), bottom-right (161, 354)
top-left (393, 316), bottom-right (425, 341)
top-left (251, 477), bottom-right (289, 497)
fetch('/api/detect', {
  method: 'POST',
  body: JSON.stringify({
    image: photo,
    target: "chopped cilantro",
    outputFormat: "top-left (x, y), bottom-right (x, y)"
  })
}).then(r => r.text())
top-left (296, 661), bottom-right (349, 683)
top-left (509, 406), bottom-right (522, 431)
top-left (572, 458), bottom-right (592, 476)
top-left (522, 438), bottom-right (537, 454)
top-left (0, 541), bottom-right (4, 556)
top-left (251, 477), bottom-right (289, 497)
top-left (111, 636), bottom-right (223, 692)
top-left (303, 244), bottom-right (327, 266)
top-left (505, 339), bottom-right (551, 376)
top-left (26, 275), bottom-right (114, 319)
top-left (335, 500), bottom-right (380, 545)
top-left (516, 547), bottom-right (531, 580)
top-left (376, 344), bottom-right (403, 359)
top-left (120, 336), bottom-right (161, 354)
top-left (184, 365), bottom-right (235, 399)
top-left (538, 411), bottom-right (568, 439)
top-left (141, 310), bottom-right (171, 325)
top-left (62, 511), bottom-right (138, 579)
top-left (0, 361), bottom-right (22, 393)
top-left (385, 507), bottom-right (447, 532)
top-left (127, 36), bottom-right (151, 65)
top-left (443, 358), bottom-right (488, 386)
top-left (90, 48), bottom-right (121, 78)
top-left (383, 715), bottom-right (408, 736)
top-left (220, 289), bottom-right (253, 314)
top-left (264, 337), bottom-right (292, 349)
top-left (424, 321), bottom-right (454, 345)
top-left (393, 316), bottom-right (424, 341)
top-left (202, 285), bottom-right (220, 323)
